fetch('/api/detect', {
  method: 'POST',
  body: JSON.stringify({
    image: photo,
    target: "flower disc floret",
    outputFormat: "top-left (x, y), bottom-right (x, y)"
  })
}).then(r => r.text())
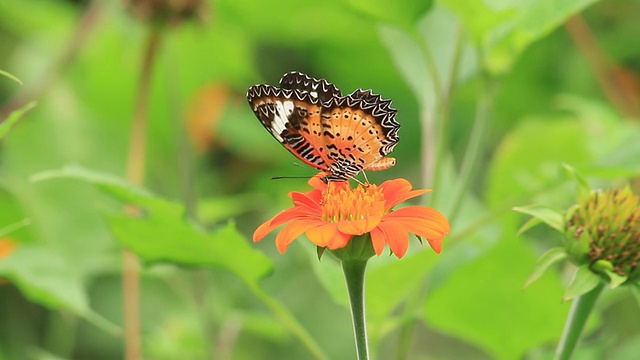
top-left (321, 183), bottom-right (385, 223)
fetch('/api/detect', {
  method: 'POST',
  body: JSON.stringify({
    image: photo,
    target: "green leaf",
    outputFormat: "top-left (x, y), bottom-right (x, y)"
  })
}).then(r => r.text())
top-left (440, 0), bottom-right (600, 73)
top-left (515, 216), bottom-right (541, 236)
top-left (31, 164), bottom-right (152, 198)
top-left (611, 335), bottom-right (640, 360)
top-left (0, 69), bottom-right (22, 85)
top-left (0, 219), bottom-right (30, 238)
top-left (107, 216), bottom-right (271, 283)
top-left (523, 247), bottom-right (568, 289)
top-left (378, 24), bottom-right (431, 103)
top-left (0, 101), bottom-right (36, 139)
top-left (564, 265), bottom-right (602, 301)
top-left (562, 163), bottom-right (591, 200)
top-left (603, 269), bottom-right (627, 289)
top-left (425, 232), bottom-right (567, 359)
top-left (32, 165), bottom-right (273, 283)
top-left (486, 118), bottom-right (592, 211)
top-left (367, 250), bottom-right (439, 322)
top-left (592, 260), bottom-right (628, 289)
top-left (346, 0), bottom-right (432, 28)
top-left (0, 245), bottom-right (120, 335)
top-left (378, 5), bottom-right (478, 105)
top-left (513, 205), bottom-right (565, 232)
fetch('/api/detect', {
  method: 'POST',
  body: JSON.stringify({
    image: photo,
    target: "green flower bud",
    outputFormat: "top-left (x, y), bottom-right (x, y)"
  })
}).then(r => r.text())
top-left (565, 187), bottom-right (640, 284)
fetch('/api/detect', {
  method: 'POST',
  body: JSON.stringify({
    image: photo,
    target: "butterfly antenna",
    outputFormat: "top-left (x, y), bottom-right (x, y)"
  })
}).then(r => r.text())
top-left (291, 162), bottom-right (317, 174)
top-left (270, 175), bottom-right (312, 181)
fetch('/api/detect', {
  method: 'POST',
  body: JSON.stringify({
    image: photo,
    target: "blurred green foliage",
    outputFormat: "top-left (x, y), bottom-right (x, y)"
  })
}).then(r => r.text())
top-left (1, 0), bottom-right (640, 359)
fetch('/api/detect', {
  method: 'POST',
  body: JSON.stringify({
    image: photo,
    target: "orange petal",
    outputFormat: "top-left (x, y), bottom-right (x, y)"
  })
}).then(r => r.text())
top-left (370, 227), bottom-right (387, 256)
top-left (380, 178), bottom-right (432, 210)
top-left (336, 215), bottom-right (382, 235)
top-left (376, 221), bottom-right (410, 258)
top-left (253, 207), bottom-right (314, 242)
top-left (275, 219), bottom-right (324, 253)
top-left (384, 207), bottom-right (450, 254)
top-left (306, 223), bottom-right (351, 249)
top-left (327, 231), bottom-right (352, 250)
top-left (290, 191), bottom-right (322, 211)
top-left (386, 206), bottom-right (450, 233)
top-left (308, 173), bottom-right (329, 190)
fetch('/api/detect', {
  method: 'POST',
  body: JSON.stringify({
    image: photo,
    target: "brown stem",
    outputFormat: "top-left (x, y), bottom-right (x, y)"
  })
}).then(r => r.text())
top-left (123, 26), bottom-right (163, 360)
top-left (565, 15), bottom-right (640, 119)
top-left (0, 0), bottom-right (104, 119)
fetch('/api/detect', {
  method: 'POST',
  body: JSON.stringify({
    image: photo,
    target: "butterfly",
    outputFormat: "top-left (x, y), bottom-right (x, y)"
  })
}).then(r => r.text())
top-left (246, 71), bottom-right (400, 182)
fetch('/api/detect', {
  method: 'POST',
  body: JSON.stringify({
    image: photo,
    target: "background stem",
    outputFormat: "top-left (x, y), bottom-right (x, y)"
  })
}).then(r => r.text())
top-left (123, 25), bottom-right (163, 360)
top-left (245, 280), bottom-right (329, 360)
top-left (554, 282), bottom-right (605, 360)
top-left (342, 260), bottom-right (370, 360)
top-left (448, 64), bottom-right (498, 223)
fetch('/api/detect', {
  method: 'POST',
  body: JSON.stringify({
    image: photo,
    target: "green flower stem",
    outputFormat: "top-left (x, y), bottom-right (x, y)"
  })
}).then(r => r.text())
top-left (554, 282), bottom-right (605, 360)
top-left (430, 23), bottom-right (465, 204)
top-left (342, 260), bottom-right (370, 360)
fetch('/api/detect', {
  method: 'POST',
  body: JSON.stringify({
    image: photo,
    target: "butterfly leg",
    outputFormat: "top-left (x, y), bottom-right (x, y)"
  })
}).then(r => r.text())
top-left (361, 171), bottom-right (370, 185)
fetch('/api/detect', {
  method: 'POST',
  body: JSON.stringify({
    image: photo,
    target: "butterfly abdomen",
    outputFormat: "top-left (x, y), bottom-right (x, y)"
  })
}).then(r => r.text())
top-left (365, 157), bottom-right (396, 171)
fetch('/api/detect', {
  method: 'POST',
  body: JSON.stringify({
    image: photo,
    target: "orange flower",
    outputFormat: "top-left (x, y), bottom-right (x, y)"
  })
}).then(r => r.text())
top-left (254, 176), bottom-right (450, 258)
top-left (0, 238), bottom-right (16, 259)
top-left (0, 238), bottom-right (17, 285)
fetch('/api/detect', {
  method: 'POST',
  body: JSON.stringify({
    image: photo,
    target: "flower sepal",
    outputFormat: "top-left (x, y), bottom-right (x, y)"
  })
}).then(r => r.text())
top-left (513, 204), bottom-right (565, 234)
top-left (592, 260), bottom-right (628, 289)
top-left (564, 222), bottom-right (592, 265)
top-left (563, 264), bottom-right (603, 302)
top-left (328, 234), bottom-right (376, 262)
top-left (522, 247), bottom-right (568, 289)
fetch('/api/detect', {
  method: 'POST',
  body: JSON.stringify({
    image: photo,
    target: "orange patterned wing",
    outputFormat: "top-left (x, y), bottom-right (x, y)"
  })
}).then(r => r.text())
top-left (247, 72), bottom-right (400, 181)
top-left (279, 71), bottom-right (342, 102)
top-left (319, 89), bottom-right (399, 181)
top-left (247, 71), bottom-right (346, 172)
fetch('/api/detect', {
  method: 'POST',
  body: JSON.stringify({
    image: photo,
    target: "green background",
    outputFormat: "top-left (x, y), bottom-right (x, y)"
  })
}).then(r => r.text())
top-left (1, 0), bottom-right (640, 359)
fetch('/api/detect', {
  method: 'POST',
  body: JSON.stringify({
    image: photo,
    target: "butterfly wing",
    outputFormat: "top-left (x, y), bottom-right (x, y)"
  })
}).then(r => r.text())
top-left (247, 72), bottom-right (400, 181)
top-left (279, 71), bottom-right (342, 103)
top-left (320, 89), bottom-right (400, 180)
top-left (246, 84), bottom-right (331, 171)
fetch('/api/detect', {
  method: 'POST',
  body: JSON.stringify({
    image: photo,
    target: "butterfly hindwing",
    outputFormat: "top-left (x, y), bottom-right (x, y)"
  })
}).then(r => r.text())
top-left (320, 89), bottom-right (400, 179)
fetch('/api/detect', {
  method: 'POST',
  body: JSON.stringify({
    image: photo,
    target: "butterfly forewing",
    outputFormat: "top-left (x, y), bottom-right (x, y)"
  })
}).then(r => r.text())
top-left (279, 71), bottom-right (342, 103)
top-left (247, 84), bottom-right (331, 171)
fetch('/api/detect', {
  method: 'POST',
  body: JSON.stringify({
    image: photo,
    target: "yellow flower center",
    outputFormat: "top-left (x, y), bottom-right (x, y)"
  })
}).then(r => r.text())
top-left (321, 182), bottom-right (386, 222)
